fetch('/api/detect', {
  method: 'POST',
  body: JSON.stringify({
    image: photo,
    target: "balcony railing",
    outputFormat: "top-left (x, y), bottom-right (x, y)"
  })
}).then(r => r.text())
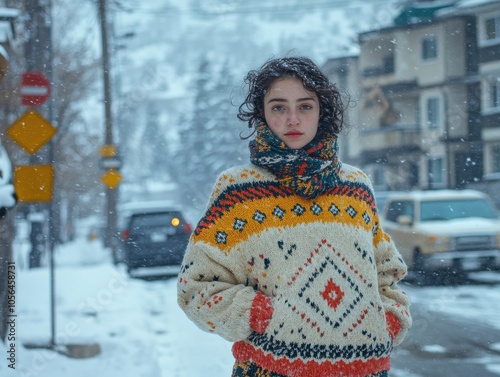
top-left (362, 56), bottom-right (395, 78)
top-left (360, 124), bottom-right (422, 151)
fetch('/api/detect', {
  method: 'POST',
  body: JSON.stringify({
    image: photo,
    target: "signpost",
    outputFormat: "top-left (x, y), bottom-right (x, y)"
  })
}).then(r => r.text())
top-left (20, 71), bottom-right (51, 107)
top-left (8, 70), bottom-right (58, 352)
top-left (99, 144), bottom-right (122, 189)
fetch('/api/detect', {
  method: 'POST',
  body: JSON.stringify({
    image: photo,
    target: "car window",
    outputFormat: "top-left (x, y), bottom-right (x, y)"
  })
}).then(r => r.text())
top-left (385, 200), bottom-right (414, 223)
top-left (420, 199), bottom-right (498, 221)
top-left (129, 212), bottom-right (183, 231)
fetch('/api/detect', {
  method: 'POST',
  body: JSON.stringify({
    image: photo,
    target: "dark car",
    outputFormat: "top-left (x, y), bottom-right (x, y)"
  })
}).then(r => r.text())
top-left (118, 201), bottom-right (192, 276)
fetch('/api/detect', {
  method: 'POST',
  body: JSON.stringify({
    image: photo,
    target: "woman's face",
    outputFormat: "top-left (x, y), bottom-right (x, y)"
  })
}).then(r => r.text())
top-left (263, 77), bottom-right (320, 149)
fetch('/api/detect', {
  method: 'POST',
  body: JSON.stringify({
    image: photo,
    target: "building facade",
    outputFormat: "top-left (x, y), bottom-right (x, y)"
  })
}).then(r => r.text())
top-left (324, 0), bottom-right (500, 192)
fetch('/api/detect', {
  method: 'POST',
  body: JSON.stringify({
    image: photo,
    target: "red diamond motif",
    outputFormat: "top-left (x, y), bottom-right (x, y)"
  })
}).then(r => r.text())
top-left (320, 279), bottom-right (344, 311)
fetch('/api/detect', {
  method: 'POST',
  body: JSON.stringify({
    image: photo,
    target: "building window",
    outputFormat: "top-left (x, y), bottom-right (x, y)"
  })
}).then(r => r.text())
top-left (383, 56), bottom-right (394, 74)
top-left (485, 15), bottom-right (500, 42)
top-left (372, 167), bottom-right (385, 188)
top-left (426, 97), bottom-right (440, 129)
top-left (422, 35), bottom-right (437, 60)
top-left (489, 79), bottom-right (500, 109)
top-left (428, 157), bottom-right (444, 188)
top-left (493, 145), bottom-right (500, 172)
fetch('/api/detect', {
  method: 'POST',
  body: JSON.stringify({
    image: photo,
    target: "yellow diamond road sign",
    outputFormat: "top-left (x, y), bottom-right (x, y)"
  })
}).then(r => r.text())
top-left (14, 164), bottom-right (54, 202)
top-left (101, 169), bottom-right (122, 189)
top-left (7, 110), bottom-right (56, 154)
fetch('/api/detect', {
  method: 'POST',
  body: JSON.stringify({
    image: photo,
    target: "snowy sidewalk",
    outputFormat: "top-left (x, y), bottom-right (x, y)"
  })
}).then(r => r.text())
top-left (1, 238), bottom-right (233, 377)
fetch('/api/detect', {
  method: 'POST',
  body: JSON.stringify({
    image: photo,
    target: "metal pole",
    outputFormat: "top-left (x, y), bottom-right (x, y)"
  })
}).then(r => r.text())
top-left (98, 0), bottom-right (118, 258)
top-left (25, 0), bottom-right (56, 347)
top-left (45, 0), bottom-right (56, 347)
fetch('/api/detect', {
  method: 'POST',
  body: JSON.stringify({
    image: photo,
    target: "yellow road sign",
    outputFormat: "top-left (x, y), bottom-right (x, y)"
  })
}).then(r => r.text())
top-left (14, 164), bottom-right (53, 202)
top-left (7, 110), bottom-right (56, 154)
top-left (101, 169), bottom-right (122, 189)
top-left (100, 144), bottom-right (117, 158)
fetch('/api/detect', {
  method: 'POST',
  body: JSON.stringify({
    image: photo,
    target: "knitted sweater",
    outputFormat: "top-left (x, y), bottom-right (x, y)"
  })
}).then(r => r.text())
top-left (177, 163), bottom-right (411, 377)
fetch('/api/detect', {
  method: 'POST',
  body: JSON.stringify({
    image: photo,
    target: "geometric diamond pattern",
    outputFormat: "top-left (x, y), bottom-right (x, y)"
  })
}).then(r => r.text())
top-left (310, 203), bottom-right (322, 215)
top-left (215, 231), bottom-right (227, 244)
top-left (253, 210), bottom-right (266, 223)
top-left (320, 278), bottom-right (344, 311)
top-left (346, 205), bottom-right (357, 218)
top-left (329, 203), bottom-right (340, 216)
top-left (233, 218), bottom-right (247, 232)
top-left (292, 204), bottom-right (306, 216)
top-left (272, 206), bottom-right (286, 219)
top-left (285, 241), bottom-right (365, 337)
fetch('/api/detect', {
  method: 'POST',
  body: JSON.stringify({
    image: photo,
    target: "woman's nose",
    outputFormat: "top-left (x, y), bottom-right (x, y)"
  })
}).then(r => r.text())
top-left (287, 110), bottom-right (300, 126)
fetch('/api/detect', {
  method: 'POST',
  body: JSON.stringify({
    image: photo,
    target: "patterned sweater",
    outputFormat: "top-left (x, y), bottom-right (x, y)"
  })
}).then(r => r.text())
top-left (177, 163), bottom-right (411, 377)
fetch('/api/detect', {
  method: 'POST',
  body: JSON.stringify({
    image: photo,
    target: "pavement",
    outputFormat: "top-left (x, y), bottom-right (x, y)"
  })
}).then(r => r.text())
top-left (391, 305), bottom-right (500, 377)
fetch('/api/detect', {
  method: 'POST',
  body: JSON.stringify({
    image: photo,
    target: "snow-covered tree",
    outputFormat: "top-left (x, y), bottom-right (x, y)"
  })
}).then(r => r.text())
top-left (173, 55), bottom-right (246, 211)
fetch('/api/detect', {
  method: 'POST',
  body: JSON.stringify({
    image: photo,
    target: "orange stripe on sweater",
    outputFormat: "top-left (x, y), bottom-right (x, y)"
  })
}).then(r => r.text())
top-left (232, 341), bottom-right (390, 377)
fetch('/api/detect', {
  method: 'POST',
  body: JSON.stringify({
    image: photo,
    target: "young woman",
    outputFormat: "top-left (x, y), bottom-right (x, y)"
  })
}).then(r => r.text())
top-left (177, 56), bottom-right (411, 377)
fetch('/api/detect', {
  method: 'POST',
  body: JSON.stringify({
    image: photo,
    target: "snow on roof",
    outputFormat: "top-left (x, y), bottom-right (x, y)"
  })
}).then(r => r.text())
top-left (409, 0), bottom-right (458, 9)
top-left (455, 0), bottom-right (499, 8)
top-left (437, 0), bottom-right (500, 16)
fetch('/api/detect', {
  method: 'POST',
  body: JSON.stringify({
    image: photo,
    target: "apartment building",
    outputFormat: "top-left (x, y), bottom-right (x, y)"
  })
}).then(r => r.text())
top-left (467, 1), bottom-right (500, 178)
top-left (325, 0), bottom-right (500, 192)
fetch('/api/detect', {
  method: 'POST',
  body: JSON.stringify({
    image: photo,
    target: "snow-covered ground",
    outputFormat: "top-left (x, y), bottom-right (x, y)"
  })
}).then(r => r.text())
top-left (2, 235), bottom-right (500, 376)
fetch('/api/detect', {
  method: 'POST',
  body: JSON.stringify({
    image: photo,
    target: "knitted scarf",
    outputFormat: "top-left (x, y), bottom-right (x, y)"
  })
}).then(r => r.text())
top-left (249, 123), bottom-right (342, 199)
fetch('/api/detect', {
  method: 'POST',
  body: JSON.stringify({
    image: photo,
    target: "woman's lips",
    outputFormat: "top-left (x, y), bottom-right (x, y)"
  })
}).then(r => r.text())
top-left (285, 131), bottom-right (303, 138)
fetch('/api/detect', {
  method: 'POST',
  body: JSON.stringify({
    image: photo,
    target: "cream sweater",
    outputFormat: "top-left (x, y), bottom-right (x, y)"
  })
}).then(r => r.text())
top-left (177, 163), bottom-right (411, 377)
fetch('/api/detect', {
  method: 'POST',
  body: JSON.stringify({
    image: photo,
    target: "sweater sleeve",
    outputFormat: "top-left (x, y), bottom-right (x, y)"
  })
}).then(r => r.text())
top-left (177, 238), bottom-right (273, 342)
top-left (177, 168), bottom-right (274, 342)
top-left (375, 231), bottom-right (412, 346)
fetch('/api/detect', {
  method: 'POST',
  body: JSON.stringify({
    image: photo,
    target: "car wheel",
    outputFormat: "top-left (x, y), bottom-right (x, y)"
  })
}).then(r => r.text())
top-left (412, 249), bottom-right (432, 286)
top-left (439, 267), bottom-right (467, 286)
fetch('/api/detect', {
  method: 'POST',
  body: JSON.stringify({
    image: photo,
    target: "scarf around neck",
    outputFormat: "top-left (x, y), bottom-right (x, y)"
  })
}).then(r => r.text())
top-left (249, 123), bottom-right (342, 199)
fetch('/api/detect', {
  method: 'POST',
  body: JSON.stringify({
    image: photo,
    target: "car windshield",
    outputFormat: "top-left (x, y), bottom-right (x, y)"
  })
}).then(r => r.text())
top-left (420, 199), bottom-right (499, 221)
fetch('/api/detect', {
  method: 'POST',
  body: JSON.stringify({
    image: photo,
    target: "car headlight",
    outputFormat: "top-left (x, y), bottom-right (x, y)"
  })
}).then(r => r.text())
top-left (425, 235), bottom-right (452, 251)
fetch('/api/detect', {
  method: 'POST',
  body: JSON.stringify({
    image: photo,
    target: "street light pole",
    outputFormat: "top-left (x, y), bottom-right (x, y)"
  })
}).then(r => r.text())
top-left (98, 0), bottom-right (118, 258)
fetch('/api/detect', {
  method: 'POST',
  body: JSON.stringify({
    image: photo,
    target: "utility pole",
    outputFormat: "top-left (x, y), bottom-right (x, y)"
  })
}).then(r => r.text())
top-left (24, 0), bottom-right (57, 347)
top-left (98, 0), bottom-right (119, 260)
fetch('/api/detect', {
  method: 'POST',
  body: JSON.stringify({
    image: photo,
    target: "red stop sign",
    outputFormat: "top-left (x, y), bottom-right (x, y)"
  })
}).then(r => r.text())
top-left (20, 72), bottom-right (51, 107)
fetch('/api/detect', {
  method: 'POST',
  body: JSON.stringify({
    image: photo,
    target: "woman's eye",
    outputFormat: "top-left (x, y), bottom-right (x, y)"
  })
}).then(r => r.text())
top-left (272, 105), bottom-right (285, 111)
top-left (300, 104), bottom-right (313, 110)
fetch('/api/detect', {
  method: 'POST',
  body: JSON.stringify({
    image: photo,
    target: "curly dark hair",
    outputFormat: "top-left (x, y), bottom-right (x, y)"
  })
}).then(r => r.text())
top-left (238, 56), bottom-right (347, 139)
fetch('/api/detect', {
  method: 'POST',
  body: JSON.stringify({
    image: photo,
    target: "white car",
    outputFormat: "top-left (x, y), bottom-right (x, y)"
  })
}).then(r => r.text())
top-left (382, 189), bottom-right (500, 284)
